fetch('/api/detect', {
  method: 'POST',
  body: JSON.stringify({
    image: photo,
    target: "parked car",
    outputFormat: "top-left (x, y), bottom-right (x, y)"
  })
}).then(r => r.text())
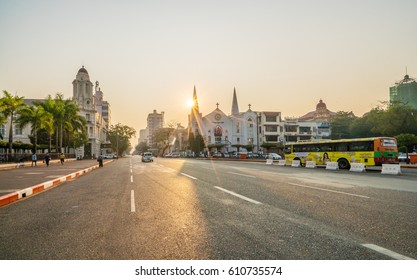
top-left (398, 153), bottom-right (410, 163)
top-left (103, 154), bottom-right (116, 159)
top-left (142, 152), bottom-right (153, 162)
top-left (266, 153), bottom-right (282, 160)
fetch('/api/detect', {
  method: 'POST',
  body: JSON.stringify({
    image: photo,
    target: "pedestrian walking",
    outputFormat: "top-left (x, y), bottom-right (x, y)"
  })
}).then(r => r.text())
top-left (60, 153), bottom-right (65, 165)
top-left (31, 153), bottom-right (37, 166)
top-left (97, 154), bottom-right (103, 167)
top-left (44, 153), bottom-right (51, 167)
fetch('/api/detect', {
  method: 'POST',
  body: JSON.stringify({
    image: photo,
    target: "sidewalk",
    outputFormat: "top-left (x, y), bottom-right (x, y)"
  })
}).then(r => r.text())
top-left (0, 159), bottom-right (113, 207)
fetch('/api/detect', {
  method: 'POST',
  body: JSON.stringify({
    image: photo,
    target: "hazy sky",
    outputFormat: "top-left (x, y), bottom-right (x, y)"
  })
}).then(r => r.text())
top-left (1, 0), bottom-right (417, 142)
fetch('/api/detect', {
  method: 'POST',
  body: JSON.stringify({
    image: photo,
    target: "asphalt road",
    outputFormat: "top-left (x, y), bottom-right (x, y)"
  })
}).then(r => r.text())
top-left (0, 156), bottom-right (416, 260)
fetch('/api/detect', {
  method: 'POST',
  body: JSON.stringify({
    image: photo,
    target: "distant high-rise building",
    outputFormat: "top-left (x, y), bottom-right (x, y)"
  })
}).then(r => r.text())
top-left (390, 72), bottom-right (417, 110)
top-left (147, 110), bottom-right (164, 147)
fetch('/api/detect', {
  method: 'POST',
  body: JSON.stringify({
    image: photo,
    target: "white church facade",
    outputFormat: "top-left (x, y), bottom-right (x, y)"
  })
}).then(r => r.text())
top-left (188, 87), bottom-right (259, 155)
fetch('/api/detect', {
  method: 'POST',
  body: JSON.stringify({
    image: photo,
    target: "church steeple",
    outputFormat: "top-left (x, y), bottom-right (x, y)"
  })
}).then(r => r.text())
top-left (231, 87), bottom-right (239, 115)
top-left (192, 85), bottom-right (199, 113)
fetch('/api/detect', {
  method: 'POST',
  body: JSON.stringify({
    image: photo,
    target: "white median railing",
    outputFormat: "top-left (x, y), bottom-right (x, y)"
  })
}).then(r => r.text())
top-left (305, 161), bottom-right (317, 168)
top-left (326, 161), bottom-right (339, 170)
top-left (381, 164), bottom-right (401, 175)
top-left (350, 163), bottom-right (366, 172)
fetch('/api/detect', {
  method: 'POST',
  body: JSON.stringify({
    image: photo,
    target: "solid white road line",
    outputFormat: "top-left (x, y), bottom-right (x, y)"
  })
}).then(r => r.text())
top-left (362, 244), bottom-right (414, 260)
top-left (288, 182), bottom-right (370, 199)
top-left (214, 186), bottom-right (262, 205)
top-left (228, 172), bottom-right (256, 178)
top-left (131, 190), bottom-right (136, 213)
top-left (180, 173), bottom-right (197, 180)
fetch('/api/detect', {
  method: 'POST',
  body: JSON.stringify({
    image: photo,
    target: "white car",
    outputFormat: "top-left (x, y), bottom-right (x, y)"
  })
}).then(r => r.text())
top-left (267, 153), bottom-right (282, 160)
top-left (102, 154), bottom-right (115, 159)
top-left (142, 152), bottom-right (153, 162)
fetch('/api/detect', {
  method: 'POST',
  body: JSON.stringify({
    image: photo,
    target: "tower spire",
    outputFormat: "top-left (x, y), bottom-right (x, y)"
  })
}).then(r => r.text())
top-left (231, 87), bottom-right (239, 115)
top-left (192, 85), bottom-right (199, 113)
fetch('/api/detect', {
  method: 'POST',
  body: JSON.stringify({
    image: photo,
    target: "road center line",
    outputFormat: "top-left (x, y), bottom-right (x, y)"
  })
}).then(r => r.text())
top-left (228, 172), bottom-right (256, 178)
top-left (362, 244), bottom-right (414, 260)
top-left (131, 190), bottom-right (136, 213)
top-left (214, 186), bottom-right (262, 205)
top-left (288, 182), bottom-right (370, 198)
top-left (130, 175), bottom-right (133, 183)
top-left (180, 173), bottom-right (197, 180)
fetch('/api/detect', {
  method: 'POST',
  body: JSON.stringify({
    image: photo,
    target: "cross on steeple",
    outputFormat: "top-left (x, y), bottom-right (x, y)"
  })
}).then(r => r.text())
top-left (216, 102), bottom-right (219, 109)
top-left (248, 104), bottom-right (251, 110)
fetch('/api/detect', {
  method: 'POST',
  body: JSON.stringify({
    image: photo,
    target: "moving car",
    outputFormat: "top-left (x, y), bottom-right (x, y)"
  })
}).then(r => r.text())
top-left (266, 153), bottom-right (282, 160)
top-left (142, 152), bottom-right (153, 162)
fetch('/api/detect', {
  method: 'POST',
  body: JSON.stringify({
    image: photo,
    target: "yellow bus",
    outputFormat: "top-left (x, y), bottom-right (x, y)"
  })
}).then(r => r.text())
top-left (284, 137), bottom-right (398, 169)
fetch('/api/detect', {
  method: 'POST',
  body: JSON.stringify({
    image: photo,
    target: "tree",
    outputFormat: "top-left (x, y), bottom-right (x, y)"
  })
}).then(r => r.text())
top-left (260, 142), bottom-right (276, 153)
top-left (330, 111), bottom-right (357, 139)
top-left (135, 141), bottom-right (149, 154)
top-left (0, 105), bottom-right (5, 140)
top-left (0, 90), bottom-right (27, 159)
top-left (17, 104), bottom-right (53, 154)
top-left (107, 123), bottom-right (136, 156)
top-left (395, 134), bottom-right (417, 153)
top-left (153, 127), bottom-right (174, 155)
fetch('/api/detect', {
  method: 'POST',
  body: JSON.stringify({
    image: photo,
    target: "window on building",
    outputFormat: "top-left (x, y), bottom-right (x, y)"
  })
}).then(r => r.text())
top-left (14, 126), bottom-right (22, 135)
top-left (265, 115), bottom-right (276, 122)
top-left (265, 135), bottom-right (278, 142)
top-left (0, 125), bottom-right (4, 137)
top-left (237, 137), bottom-right (240, 142)
top-left (265, 125), bottom-right (278, 132)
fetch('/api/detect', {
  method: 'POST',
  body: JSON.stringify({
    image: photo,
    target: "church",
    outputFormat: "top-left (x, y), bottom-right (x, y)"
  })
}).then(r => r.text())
top-left (188, 86), bottom-right (258, 155)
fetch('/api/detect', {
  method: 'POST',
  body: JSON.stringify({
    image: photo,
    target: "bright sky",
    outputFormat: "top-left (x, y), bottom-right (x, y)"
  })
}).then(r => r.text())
top-left (1, 0), bottom-right (417, 143)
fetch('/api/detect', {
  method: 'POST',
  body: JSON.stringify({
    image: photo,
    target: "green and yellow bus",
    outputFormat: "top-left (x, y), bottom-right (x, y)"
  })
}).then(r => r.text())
top-left (284, 137), bottom-right (398, 169)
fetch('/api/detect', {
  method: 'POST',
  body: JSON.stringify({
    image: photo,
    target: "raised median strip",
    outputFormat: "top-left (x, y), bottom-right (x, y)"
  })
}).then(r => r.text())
top-left (0, 160), bottom-right (112, 207)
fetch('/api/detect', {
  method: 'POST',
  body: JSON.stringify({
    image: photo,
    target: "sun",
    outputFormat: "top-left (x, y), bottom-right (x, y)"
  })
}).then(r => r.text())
top-left (187, 99), bottom-right (194, 108)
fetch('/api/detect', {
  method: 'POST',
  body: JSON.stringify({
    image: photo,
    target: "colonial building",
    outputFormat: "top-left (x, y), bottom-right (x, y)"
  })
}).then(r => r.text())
top-left (72, 66), bottom-right (109, 158)
top-left (281, 100), bottom-right (335, 143)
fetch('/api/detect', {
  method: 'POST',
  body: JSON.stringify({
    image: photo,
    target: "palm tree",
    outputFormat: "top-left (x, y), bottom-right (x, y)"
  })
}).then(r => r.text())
top-left (36, 95), bottom-right (58, 152)
top-left (0, 105), bottom-right (6, 139)
top-left (38, 94), bottom-right (86, 153)
top-left (17, 104), bottom-right (53, 154)
top-left (0, 90), bottom-right (26, 160)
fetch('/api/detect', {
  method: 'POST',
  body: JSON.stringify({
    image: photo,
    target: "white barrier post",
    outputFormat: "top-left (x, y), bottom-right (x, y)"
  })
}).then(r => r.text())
top-left (381, 164), bottom-right (401, 175)
top-left (326, 161), bottom-right (339, 170)
top-left (291, 160), bottom-right (301, 167)
top-left (266, 158), bottom-right (273, 165)
top-left (277, 160), bottom-right (286, 166)
top-left (305, 161), bottom-right (317, 168)
top-left (349, 163), bottom-right (366, 172)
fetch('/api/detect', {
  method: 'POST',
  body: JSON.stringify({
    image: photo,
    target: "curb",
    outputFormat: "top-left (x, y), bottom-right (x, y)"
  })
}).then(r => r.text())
top-left (0, 160), bottom-right (112, 207)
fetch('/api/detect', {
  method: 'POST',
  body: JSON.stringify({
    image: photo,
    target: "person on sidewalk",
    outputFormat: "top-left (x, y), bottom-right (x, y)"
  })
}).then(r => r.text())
top-left (97, 154), bottom-right (103, 167)
top-left (60, 153), bottom-right (65, 165)
top-left (31, 153), bottom-right (37, 166)
top-left (44, 153), bottom-right (51, 167)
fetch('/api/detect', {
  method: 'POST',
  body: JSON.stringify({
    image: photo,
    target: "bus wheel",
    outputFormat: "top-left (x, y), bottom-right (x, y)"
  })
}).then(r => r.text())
top-left (338, 158), bottom-right (350, 169)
